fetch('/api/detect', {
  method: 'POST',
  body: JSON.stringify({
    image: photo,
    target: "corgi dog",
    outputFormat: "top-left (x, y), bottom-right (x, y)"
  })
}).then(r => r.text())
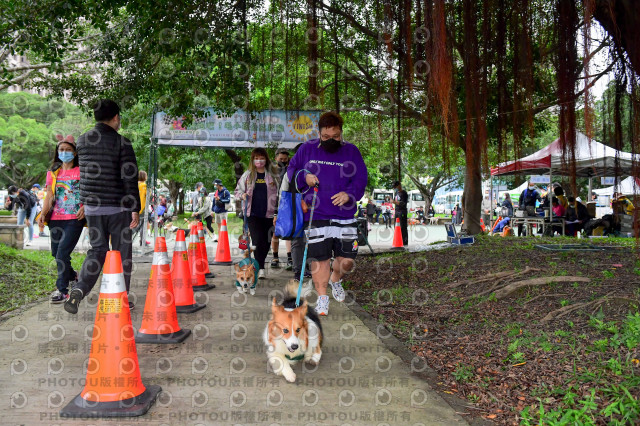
top-left (263, 280), bottom-right (323, 383)
top-left (234, 250), bottom-right (259, 295)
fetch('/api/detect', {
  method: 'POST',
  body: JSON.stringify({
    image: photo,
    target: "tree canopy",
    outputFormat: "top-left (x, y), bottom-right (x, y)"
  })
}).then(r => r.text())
top-left (1, 0), bottom-right (638, 233)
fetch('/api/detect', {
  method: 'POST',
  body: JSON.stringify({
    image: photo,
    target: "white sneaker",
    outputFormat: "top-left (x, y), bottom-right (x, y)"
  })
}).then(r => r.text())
top-left (315, 295), bottom-right (329, 316)
top-left (258, 269), bottom-right (265, 279)
top-left (329, 280), bottom-right (346, 302)
top-left (25, 241), bottom-right (32, 246)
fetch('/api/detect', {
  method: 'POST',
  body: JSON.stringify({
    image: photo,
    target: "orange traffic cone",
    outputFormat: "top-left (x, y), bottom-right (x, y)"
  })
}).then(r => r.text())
top-left (480, 218), bottom-right (486, 232)
top-left (189, 224), bottom-right (214, 291)
top-left (391, 217), bottom-right (405, 250)
top-left (212, 218), bottom-right (232, 265)
top-left (135, 237), bottom-right (191, 343)
top-left (196, 222), bottom-right (215, 278)
top-left (60, 251), bottom-right (161, 418)
top-left (172, 230), bottom-right (205, 313)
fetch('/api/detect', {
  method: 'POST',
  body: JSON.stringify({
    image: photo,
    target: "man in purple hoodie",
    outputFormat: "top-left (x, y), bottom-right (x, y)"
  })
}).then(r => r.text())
top-left (287, 111), bottom-right (368, 316)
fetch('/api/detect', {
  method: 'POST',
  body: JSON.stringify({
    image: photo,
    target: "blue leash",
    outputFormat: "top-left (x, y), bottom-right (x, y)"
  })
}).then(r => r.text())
top-left (296, 184), bottom-right (318, 306)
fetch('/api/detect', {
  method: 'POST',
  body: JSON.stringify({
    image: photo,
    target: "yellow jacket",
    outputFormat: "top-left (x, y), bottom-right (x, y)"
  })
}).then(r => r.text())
top-left (138, 182), bottom-right (147, 214)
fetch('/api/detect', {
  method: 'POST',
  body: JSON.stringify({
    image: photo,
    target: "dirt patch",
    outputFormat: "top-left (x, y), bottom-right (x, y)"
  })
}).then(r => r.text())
top-left (344, 236), bottom-right (640, 425)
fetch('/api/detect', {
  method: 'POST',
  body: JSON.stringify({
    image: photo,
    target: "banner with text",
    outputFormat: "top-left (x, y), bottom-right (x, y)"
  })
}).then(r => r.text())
top-left (153, 109), bottom-right (320, 149)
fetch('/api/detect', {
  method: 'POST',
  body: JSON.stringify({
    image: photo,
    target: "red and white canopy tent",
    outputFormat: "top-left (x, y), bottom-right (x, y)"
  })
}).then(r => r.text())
top-left (491, 132), bottom-right (637, 178)
top-left (489, 132), bottom-right (639, 222)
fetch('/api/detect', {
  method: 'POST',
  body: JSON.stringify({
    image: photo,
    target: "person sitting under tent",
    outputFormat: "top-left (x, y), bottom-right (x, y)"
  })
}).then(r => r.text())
top-left (613, 192), bottom-right (635, 215)
top-left (517, 181), bottom-right (542, 235)
top-left (550, 197), bottom-right (566, 235)
top-left (565, 196), bottom-right (590, 236)
top-left (553, 184), bottom-right (569, 210)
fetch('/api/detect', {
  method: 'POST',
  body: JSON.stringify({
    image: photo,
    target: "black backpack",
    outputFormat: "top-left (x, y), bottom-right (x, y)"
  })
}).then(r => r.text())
top-left (27, 191), bottom-right (38, 208)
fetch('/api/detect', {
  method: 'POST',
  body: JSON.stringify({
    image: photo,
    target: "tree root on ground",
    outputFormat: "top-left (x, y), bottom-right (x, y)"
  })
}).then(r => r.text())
top-left (493, 276), bottom-right (590, 300)
top-left (449, 266), bottom-right (538, 289)
top-left (523, 293), bottom-right (569, 305)
top-left (541, 292), bottom-right (613, 323)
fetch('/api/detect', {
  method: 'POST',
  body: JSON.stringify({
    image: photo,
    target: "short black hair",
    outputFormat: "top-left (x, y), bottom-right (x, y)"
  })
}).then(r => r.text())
top-left (392, 180), bottom-right (401, 188)
top-left (318, 111), bottom-right (343, 131)
top-left (92, 99), bottom-right (120, 122)
top-left (8, 185), bottom-right (17, 194)
top-left (568, 196), bottom-right (576, 203)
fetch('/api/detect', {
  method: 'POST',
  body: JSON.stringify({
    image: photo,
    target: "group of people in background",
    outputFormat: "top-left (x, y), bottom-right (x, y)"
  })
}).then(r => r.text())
top-left (490, 180), bottom-right (634, 237)
top-left (5, 107), bottom-right (373, 317)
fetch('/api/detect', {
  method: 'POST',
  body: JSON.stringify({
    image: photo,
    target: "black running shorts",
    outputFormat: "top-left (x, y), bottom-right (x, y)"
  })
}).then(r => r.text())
top-left (305, 219), bottom-right (359, 261)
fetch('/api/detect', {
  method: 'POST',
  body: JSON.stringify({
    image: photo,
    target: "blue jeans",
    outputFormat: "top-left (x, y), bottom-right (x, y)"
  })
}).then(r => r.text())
top-left (49, 219), bottom-right (85, 294)
top-left (17, 208), bottom-right (37, 242)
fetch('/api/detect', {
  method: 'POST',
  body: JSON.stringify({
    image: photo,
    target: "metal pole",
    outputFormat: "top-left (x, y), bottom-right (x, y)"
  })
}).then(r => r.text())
top-left (153, 137), bottom-right (159, 242)
top-left (549, 168), bottom-right (553, 235)
top-left (588, 177), bottom-right (592, 201)
top-left (490, 175), bottom-right (494, 226)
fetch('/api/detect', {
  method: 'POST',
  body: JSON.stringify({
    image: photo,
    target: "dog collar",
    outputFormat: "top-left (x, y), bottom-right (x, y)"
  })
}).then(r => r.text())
top-left (285, 354), bottom-right (305, 361)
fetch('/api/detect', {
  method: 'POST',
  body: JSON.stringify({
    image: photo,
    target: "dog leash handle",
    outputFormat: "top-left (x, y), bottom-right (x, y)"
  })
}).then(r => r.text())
top-left (296, 185), bottom-right (318, 306)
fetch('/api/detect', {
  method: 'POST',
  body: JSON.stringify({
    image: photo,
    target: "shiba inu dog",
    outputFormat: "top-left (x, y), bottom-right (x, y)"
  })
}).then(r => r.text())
top-left (263, 281), bottom-right (323, 383)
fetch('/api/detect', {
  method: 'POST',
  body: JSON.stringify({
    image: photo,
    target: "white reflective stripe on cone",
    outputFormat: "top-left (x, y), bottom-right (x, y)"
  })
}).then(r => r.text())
top-left (174, 241), bottom-right (187, 251)
top-left (100, 273), bottom-right (126, 294)
top-left (198, 230), bottom-right (204, 237)
top-left (153, 252), bottom-right (171, 265)
top-left (220, 225), bottom-right (227, 232)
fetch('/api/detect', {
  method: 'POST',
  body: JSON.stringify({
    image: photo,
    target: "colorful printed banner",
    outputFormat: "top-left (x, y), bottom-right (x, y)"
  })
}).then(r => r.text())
top-left (153, 109), bottom-right (320, 148)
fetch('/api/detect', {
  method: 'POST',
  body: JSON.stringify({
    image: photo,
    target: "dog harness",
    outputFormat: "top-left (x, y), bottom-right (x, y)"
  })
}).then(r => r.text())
top-left (234, 257), bottom-right (260, 289)
top-left (285, 354), bottom-right (305, 361)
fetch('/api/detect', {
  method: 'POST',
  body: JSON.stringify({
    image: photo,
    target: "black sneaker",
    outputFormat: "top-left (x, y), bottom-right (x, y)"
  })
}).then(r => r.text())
top-left (128, 301), bottom-right (135, 310)
top-left (50, 290), bottom-right (69, 304)
top-left (285, 259), bottom-right (293, 271)
top-left (64, 288), bottom-right (84, 314)
top-left (270, 258), bottom-right (280, 268)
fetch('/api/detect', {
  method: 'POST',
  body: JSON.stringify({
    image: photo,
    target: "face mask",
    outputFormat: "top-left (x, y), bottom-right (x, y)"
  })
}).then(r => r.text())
top-left (278, 161), bottom-right (288, 167)
top-left (528, 185), bottom-right (535, 190)
top-left (59, 152), bottom-right (75, 163)
top-left (9, 194), bottom-right (16, 199)
top-left (321, 138), bottom-right (342, 153)
top-left (254, 159), bottom-right (266, 168)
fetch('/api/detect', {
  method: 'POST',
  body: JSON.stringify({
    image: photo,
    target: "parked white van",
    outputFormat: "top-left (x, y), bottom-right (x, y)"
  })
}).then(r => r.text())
top-left (407, 190), bottom-right (426, 211)
top-left (371, 188), bottom-right (394, 205)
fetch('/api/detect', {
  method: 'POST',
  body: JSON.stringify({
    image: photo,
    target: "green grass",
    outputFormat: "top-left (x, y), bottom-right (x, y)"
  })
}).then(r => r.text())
top-left (0, 244), bottom-right (86, 314)
top-left (0, 210), bottom-right (11, 216)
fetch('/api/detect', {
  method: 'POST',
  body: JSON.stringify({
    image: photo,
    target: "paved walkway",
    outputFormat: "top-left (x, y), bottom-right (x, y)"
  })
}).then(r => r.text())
top-left (3, 234), bottom-right (468, 425)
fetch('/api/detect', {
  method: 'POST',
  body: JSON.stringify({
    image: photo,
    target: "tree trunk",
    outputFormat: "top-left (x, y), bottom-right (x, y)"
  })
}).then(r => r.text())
top-left (406, 171), bottom-right (455, 212)
top-left (163, 179), bottom-right (182, 217)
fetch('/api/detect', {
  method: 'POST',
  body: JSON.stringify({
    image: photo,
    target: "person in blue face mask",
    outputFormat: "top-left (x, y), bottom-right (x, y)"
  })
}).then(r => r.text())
top-left (38, 134), bottom-right (86, 304)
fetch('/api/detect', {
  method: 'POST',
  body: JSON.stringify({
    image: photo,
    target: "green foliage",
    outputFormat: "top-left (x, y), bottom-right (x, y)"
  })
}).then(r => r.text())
top-left (0, 92), bottom-right (90, 188)
top-left (452, 363), bottom-right (474, 383)
top-left (0, 243), bottom-right (85, 314)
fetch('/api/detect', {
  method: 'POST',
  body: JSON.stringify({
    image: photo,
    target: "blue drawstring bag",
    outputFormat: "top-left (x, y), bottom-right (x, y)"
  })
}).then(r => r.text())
top-left (275, 173), bottom-right (305, 239)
